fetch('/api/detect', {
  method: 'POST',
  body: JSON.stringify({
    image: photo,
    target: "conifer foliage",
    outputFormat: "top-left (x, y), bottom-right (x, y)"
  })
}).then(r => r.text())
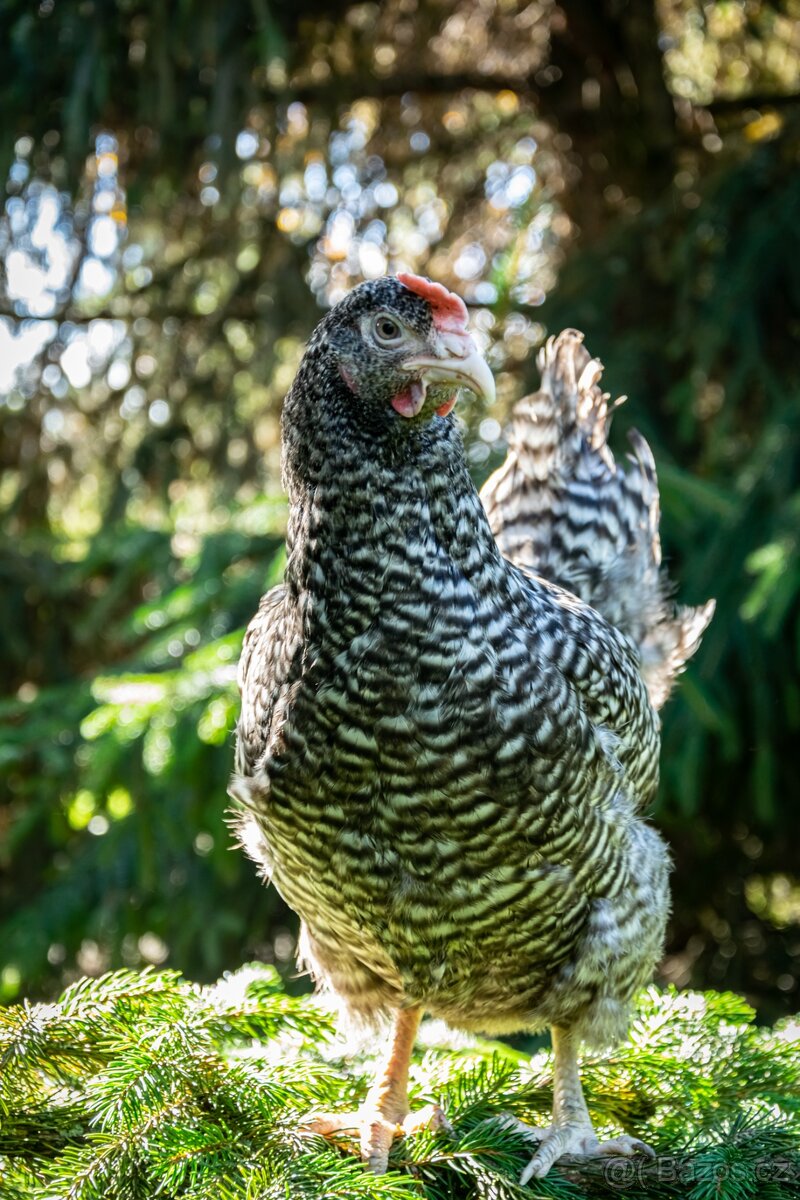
top-left (2, 966), bottom-right (799, 1200)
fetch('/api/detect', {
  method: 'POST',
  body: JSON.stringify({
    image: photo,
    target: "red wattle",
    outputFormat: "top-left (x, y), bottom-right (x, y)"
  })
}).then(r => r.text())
top-left (391, 380), bottom-right (426, 418)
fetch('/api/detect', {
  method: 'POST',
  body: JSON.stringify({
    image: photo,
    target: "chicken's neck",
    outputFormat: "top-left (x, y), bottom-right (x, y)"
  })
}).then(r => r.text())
top-left (280, 378), bottom-right (507, 630)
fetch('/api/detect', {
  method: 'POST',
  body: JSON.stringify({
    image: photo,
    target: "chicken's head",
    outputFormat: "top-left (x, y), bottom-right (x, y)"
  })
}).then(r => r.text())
top-left (310, 274), bottom-right (494, 424)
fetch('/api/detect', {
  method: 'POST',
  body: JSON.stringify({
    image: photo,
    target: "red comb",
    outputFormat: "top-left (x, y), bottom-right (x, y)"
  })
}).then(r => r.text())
top-left (397, 272), bottom-right (469, 333)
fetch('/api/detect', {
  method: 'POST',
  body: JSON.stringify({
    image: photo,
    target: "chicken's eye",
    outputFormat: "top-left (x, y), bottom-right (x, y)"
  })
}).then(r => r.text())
top-left (373, 314), bottom-right (403, 345)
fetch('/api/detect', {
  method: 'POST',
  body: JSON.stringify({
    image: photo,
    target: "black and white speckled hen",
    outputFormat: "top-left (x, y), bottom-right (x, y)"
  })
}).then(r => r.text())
top-left (229, 276), bottom-right (714, 1181)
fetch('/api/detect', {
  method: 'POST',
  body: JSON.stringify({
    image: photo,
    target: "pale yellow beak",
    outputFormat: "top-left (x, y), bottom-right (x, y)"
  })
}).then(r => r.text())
top-left (402, 332), bottom-right (496, 407)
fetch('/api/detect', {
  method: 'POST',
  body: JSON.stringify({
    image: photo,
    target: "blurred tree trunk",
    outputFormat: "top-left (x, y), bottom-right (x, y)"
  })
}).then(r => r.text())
top-left (548, 0), bottom-right (676, 233)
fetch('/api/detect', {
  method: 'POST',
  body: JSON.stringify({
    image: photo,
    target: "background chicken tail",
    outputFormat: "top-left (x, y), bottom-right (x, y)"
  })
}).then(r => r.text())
top-left (480, 329), bottom-right (715, 709)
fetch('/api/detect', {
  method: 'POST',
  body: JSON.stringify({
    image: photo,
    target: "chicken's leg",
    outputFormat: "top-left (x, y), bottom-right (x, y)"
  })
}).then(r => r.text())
top-left (514, 1025), bottom-right (654, 1183)
top-left (307, 1006), bottom-right (449, 1173)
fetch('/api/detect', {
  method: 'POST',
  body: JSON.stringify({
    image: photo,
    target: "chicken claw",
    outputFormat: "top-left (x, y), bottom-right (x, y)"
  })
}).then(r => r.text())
top-left (306, 1101), bottom-right (450, 1173)
top-left (520, 1122), bottom-right (655, 1183)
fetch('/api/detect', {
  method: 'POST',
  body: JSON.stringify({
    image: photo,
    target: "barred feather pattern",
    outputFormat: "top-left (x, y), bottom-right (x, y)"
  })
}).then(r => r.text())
top-left (231, 287), bottom-right (673, 1048)
top-left (480, 330), bottom-right (714, 709)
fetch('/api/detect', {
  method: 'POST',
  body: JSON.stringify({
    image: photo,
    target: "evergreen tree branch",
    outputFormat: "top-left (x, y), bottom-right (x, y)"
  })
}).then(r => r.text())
top-left (0, 968), bottom-right (798, 1199)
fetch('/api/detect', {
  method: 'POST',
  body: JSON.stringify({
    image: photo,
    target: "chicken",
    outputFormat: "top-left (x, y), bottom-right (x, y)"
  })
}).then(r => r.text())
top-left (229, 275), bottom-right (714, 1181)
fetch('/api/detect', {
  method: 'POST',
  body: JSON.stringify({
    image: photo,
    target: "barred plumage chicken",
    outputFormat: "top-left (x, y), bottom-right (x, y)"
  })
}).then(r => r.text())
top-left (230, 276), bottom-right (713, 1180)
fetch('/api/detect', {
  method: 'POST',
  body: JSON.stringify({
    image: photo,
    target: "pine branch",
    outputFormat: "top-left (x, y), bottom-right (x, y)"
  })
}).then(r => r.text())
top-left (1, 969), bottom-right (798, 1200)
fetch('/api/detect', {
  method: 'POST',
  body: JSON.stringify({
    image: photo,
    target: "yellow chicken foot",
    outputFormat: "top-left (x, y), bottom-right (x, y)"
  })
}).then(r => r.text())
top-left (306, 1006), bottom-right (450, 1173)
top-left (508, 1025), bottom-right (655, 1183)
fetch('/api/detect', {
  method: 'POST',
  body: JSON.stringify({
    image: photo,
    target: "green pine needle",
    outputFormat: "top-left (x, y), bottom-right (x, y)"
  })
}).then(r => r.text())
top-left (1, 968), bottom-right (798, 1200)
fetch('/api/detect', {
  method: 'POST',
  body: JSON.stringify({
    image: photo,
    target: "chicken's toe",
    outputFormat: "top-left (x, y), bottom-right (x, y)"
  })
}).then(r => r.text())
top-left (305, 1110), bottom-right (360, 1138)
top-left (594, 1133), bottom-right (656, 1159)
top-left (401, 1102), bottom-right (452, 1137)
top-left (305, 1102), bottom-right (449, 1174)
top-left (519, 1122), bottom-right (655, 1183)
top-left (361, 1111), bottom-right (403, 1173)
top-left (305, 1108), bottom-right (395, 1172)
top-left (496, 1113), bottom-right (551, 1143)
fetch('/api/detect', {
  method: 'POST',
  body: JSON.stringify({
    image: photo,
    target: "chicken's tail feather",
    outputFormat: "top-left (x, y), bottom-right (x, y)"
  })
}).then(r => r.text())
top-left (480, 329), bottom-right (714, 709)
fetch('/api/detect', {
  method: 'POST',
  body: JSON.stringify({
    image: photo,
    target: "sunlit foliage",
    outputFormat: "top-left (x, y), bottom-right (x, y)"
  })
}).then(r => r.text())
top-left (1, 969), bottom-right (799, 1199)
top-left (1, 0), bottom-right (799, 1016)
